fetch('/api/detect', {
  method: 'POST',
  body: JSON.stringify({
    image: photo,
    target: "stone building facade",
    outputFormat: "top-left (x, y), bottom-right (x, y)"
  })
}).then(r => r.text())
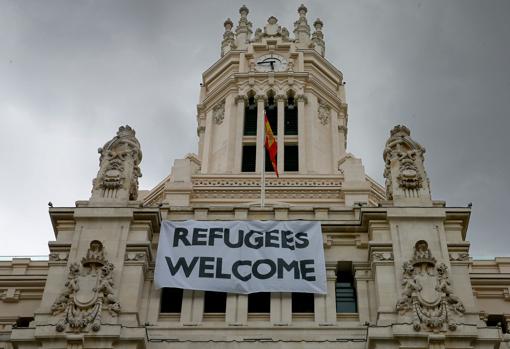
top-left (1, 5), bottom-right (509, 349)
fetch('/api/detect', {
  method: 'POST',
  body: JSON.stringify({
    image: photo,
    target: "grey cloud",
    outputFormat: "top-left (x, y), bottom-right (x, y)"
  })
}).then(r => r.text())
top-left (0, 0), bottom-right (509, 257)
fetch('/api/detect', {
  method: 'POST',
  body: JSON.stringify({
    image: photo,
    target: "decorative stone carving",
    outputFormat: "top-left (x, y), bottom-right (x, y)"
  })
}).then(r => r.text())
top-left (318, 101), bottom-right (330, 125)
top-left (396, 240), bottom-right (465, 332)
top-left (311, 18), bottom-right (325, 56)
top-left (235, 5), bottom-right (252, 48)
top-left (293, 4), bottom-right (311, 44)
top-left (212, 101), bottom-right (225, 125)
top-left (383, 125), bottom-right (430, 202)
top-left (253, 28), bottom-right (263, 42)
top-left (221, 18), bottom-right (236, 56)
top-left (91, 125), bottom-right (142, 202)
top-left (49, 252), bottom-right (69, 262)
top-left (372, 251), bottom-right (394, 261)
top-left (264, 16), bottom-right (281, 36)
top-left (449, 252), bottom-right (470, 261)
top-left (125, 252), bottom-right (146, 261)
top-left (51, 241), bottom-right (121, 333)
top-left (281, 27), bottom-right (290, 42)
top-left (1, 288), bottom-right (20, 303)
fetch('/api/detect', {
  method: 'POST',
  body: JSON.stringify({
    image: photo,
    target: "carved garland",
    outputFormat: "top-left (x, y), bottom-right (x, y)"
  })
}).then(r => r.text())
top-left (396, 240), bottom-right (465, 332)
top-left (51, 241), bottom-right (121, 332)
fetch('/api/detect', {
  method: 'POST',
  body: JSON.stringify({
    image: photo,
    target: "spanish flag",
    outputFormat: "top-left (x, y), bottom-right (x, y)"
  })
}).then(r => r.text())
top-left (264, 113), bottom-right (279, 177)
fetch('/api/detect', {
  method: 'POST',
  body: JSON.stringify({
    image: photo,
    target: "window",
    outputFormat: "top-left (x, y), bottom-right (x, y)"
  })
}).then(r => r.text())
top-left (336, 270), bottom-right (357, 313)
top-left (244, 96), bottom-right (257, 135)
top-left (204, 291), bottom-right (227, 313)
top-left (284, 145), bottom-right (299, 171)
top-left (284, 97), bottom-right (298, 135)
top-left (292, 292), bottom-right (314, 313)
top-left (242, 145), bottom-right (256, 172)
top-left (248, 292), bottom-right (271, 313)
top-left (160, 287), bottom-right (183, 313)
top-left (14, 317), bottom-right (33, 328)
top-left (266, 96), bottom-right (277, 135)
top-left (486, 314), bottom-right (508, 333)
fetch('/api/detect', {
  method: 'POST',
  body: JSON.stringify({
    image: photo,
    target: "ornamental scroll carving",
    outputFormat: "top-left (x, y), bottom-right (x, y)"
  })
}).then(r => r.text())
top-left (51, 241), bottom-right (120, 332)
top-left (396, 240), bottom-right (465, 332)
top-left (91, 125), bottom-right (142, 201)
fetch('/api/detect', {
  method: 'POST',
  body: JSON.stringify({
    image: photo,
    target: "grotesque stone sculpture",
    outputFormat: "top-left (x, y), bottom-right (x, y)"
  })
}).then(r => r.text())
top-left (91, 125), bottom-right (142, 202)
top-left (383, 125), bottom-right (431, 203)
top-left (51, 241), bottom-right (120, 332)
top-left (396, 240), bottom-right (465, 332)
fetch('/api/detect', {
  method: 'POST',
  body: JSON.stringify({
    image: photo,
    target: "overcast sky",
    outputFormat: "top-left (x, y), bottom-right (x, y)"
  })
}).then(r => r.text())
top-left (1, 0), bottom-right (509, 258)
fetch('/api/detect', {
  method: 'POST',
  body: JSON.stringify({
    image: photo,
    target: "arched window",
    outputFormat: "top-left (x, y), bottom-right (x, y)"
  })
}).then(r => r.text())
top-left (266, 92), bottom-right (277, 135)
top-left (284, 93), bottom-right (298, 135)
top-left (244, 94), bottom-right (257, 136)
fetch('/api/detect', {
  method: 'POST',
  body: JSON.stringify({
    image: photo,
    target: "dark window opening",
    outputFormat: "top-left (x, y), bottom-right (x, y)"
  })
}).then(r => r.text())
top-left (486, 314), bottom-right (508, 333)
top-left (284, 145), bottom-right (299, 171)
top-left (284, 97), bottom-right (298, 135)
top-left (336, 267), bottom-right (357, 313)
top-left (244, 96), bottom-right (257, 135)
top-left (14, 317), bottom-right (34, 328)
top-left (160, 287), bottom-right (183, 313)
top-left (242, 145), bottom-right (256, 172)
top-left (266, 96), bottom-right (277, 135)
top-left (265, 148), bottom-right (277, 172)
top-left (292, 292), bottom-right (314, 313)
top-left (204, 291), bottom-right (227, 313)
top-left (248, 292), bottom-right (271, 313)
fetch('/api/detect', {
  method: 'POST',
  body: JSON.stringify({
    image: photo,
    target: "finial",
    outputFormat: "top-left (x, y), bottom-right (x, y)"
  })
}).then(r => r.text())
top-left (268, 16), bottom-right (278, 25)
top-left (390, 124), bottom-right (411, 137)
top-left (298, 4), bottom-right (308, 15)
top-left (314, 18), bottom-right (323, 30)
top-left (239, 5), bottom-right (249, 16)
top-left (224, 18), bottom-right (233, 31)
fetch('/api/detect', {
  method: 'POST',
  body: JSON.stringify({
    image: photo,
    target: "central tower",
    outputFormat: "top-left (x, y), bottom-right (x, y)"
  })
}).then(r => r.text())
top-left (144, 5), bottom-right (383, 208)
top-left (197, 5), bottom-right (347, 176)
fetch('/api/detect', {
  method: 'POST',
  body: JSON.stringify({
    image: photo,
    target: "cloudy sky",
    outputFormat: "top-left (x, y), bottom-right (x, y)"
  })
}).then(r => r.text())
top-left (1, 0), bottom-right (509, 258)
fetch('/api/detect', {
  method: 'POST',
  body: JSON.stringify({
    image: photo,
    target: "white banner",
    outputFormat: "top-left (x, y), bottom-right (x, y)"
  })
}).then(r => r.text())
top-left (154, 220), bottom-right (326, 294)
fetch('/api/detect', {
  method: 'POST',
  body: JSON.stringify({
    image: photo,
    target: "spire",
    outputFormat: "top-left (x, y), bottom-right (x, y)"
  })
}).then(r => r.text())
top-left (221, 18), bottom-right (236, 56)
top-left (293, 4), bottom-right (311, 48)
top-left (383, 125), bottom-right (431, 205)
top-left (311, 18), bottom-right (325, 56)
top-left (90, 125), bottom-right (142, 203)
top-left (235, 5), bottom-right (252, 50)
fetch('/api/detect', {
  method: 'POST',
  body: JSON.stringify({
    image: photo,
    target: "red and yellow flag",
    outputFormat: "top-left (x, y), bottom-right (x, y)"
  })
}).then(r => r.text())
top-left (264, 113), bottom-right (278, 177)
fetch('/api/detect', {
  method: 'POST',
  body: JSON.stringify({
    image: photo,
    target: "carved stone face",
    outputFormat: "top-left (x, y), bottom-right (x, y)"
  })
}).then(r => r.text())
top-left (397, 152), bottom-right (422, 190)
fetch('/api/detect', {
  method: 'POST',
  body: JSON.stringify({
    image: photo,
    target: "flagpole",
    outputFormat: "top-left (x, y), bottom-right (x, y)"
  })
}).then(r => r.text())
top-left (261, 113), bottom-right (266, 208)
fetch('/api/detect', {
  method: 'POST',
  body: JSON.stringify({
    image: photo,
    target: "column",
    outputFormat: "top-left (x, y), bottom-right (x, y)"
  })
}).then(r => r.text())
top-left (255, 94), bottom-right (266, 173)
top-left (276, 94), bottom-right (285, 174)
top-left (226, 293), bottom-right (248, 325)
top-left (354, 263), bottom-right (371, 324)
top-left (271, 292), bottom-right (291, 325)
top-left (233, 95), bottom-right (246, 173)
top-left (297, 94), bottom-right (307, 174)
top-left (330, 109), bottom-right (340, 173)
top-left (180, 290), bottom-right (204, 324)
top-left (201, 110), bottom-right (214, 174)
top-left (314, 265), bottom-right (337, 325)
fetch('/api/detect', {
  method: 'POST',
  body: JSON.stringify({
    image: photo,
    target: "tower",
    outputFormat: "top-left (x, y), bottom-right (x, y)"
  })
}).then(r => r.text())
top-left (152, 4), bottom-right (382, 209)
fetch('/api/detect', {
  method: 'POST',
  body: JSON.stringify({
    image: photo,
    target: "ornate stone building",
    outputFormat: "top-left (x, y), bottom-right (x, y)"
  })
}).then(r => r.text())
top-left (1, 5), bottom-right (509, 349)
